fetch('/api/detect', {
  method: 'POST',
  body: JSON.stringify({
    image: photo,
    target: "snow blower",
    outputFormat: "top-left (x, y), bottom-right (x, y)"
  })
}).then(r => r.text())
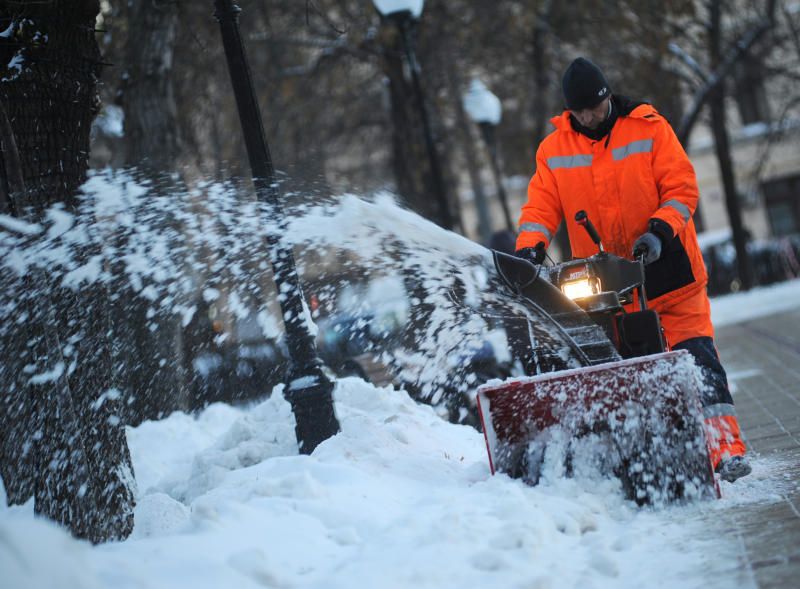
top-left (478, 211), bottom-right (718, 505)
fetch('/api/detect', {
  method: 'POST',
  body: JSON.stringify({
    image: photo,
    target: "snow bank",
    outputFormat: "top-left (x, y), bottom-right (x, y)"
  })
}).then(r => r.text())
top-left (711, 277), bottom-right (800, 327)
top-left (76, 379), bottom-right (746, 588)
top-left (4, 174), bottom-right (796, 587)
top-left (3, 374), bottom-right (791, 588)
top-left (0, 510), bottom-right (102, 589)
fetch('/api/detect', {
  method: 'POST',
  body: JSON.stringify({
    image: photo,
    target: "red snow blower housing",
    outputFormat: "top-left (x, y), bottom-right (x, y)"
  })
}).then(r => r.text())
top-left (479, 211), bottom-right (718, 505)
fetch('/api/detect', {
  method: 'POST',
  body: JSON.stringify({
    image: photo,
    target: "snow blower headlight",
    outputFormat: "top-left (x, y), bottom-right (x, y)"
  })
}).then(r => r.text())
top-left (561, 276), bottom-right (601, 300)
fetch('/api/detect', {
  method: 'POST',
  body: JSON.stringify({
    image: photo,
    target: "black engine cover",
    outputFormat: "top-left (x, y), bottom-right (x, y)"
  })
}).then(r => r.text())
top-left (615, 310), bottom-right (666, 358)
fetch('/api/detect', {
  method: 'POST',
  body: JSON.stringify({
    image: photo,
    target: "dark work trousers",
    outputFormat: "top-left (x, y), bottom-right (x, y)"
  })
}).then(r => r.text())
top-left (673, 336), bottom-right (735, 410)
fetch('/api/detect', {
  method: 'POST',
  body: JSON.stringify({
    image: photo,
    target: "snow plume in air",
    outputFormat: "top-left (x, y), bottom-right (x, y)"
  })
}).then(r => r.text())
top-left (0, 170), bottom-right (576, 426)
top-left (282, 190), bottom-right (590, 421)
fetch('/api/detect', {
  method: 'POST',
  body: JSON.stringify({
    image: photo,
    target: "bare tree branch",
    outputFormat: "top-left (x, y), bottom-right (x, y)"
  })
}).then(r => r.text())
top-left (305, 0), bottom-right (348, 36)
top-left (747, 94), bottom-right (800, 193)
top-left (676, 0), bottom-right (778, 146)
top-left (782, 1), bottom-right (800, 57)
top-left (668, 41), bottom-right (708, 82)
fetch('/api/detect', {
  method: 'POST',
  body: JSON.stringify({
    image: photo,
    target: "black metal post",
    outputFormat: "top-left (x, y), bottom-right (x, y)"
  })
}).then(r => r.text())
top-left (214, 0), bottom-right (339, 453)
top-left (393, 14), bottom-right (454, 231)
top-left (478, 122), bottom-right (515, 234)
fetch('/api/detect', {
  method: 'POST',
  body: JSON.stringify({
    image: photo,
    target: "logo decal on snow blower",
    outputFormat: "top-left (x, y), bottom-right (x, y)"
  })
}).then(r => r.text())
top-left (567, 267), bottom-right (589, 280)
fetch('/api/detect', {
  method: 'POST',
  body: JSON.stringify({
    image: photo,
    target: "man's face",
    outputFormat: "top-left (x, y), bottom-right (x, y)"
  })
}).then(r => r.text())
top-left (570, 96), bottom-right (611, 129)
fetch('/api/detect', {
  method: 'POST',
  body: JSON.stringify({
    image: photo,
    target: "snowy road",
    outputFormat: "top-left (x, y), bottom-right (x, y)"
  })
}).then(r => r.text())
top-left (3, 279), bottom-right (800, 589)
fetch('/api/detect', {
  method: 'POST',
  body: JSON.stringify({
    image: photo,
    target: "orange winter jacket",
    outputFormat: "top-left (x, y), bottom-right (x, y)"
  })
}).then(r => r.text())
top-left (517, 100), bottom-right (707, 309)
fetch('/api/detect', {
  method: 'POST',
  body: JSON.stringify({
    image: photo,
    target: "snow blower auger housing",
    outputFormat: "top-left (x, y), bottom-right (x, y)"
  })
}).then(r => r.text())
top-left (479, 211), bottom-right (718, 506)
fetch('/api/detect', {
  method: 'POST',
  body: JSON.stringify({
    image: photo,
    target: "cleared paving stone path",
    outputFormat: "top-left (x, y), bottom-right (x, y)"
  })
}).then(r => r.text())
top-left (706, 306), bottom-right (800, 588)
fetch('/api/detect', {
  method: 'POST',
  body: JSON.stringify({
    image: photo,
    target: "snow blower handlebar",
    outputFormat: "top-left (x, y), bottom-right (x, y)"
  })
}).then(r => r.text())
top-left (494, 210), bottom-right (655, 349)
top-left (549, 211), bottom-right (645, 307)
top-left (573, 210), bottom-right (648, 308)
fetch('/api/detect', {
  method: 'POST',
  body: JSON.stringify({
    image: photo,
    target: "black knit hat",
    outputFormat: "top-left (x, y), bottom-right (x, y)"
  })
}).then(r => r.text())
top-left (562, 57), bottom-right (611, 111)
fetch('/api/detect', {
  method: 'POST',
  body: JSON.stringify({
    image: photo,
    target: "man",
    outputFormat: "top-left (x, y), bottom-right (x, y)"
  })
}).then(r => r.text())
top-left (516, 57), bottom-right (751, 482)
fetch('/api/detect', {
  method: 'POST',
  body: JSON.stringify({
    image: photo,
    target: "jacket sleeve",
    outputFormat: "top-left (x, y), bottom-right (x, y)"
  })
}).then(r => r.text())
top-left (649, 118), bottom-right (700, 239)
top-left (516, 144), bottom-right (563, 250)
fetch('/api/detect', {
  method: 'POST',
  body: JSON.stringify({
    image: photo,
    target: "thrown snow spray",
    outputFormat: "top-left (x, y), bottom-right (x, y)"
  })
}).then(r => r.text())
top-left (0, 169), bottom-right (587, 432)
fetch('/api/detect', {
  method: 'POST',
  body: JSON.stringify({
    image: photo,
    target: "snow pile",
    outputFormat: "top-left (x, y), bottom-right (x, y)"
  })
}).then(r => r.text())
top-left (0, 378), bottom-right (753, 589)
top-left (0, 504), bottom-right (101, 589)
top-left (4, 172), bottom-right (798, 587)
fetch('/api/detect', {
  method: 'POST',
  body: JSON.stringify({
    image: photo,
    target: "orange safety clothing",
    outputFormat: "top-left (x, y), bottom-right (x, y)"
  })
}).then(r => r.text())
top-left (517, 101), bottom-right (708, 313)
top-left (705, 415), bottom-right (747, 470)
top-left (672, 332), bottom-right (746, 469)
top-left (656, 288), bottom-right (715, 350)
top-left (519, 97), bottom-right (746, 469)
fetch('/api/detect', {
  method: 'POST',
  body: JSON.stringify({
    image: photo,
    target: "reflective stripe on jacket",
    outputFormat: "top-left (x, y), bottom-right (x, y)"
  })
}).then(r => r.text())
top-left (517, 103), bottom-right (707, 308)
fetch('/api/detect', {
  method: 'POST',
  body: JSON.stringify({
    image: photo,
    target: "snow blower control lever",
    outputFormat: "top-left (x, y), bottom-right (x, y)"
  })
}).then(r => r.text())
top-left (575, 210), bottom-right (604, 253)
top-left (575, 210), bottom-right (649, 311)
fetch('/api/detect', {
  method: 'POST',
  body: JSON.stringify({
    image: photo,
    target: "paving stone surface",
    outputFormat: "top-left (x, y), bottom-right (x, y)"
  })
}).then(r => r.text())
top-left (709, 307), bottom-right (800, 588)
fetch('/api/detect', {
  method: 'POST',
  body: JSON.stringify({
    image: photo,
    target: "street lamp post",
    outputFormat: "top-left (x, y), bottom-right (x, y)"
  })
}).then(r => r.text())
top-left (214, 0), bottom-right (339, 454)
top-left (372, 0), bottom-right (454, 231)
top-left (464, 79), bottom-right (515, 234)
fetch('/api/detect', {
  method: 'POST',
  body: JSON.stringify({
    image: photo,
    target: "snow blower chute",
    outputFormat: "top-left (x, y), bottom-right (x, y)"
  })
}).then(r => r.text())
top-left (478, 211), bottom-right (718, 505)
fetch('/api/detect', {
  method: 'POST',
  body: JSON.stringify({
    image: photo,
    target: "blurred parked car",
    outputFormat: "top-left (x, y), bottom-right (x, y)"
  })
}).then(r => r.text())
top-left (311, 273), bottom-right (514, 426)
top-left (185, 299), bottom-right (286, 410)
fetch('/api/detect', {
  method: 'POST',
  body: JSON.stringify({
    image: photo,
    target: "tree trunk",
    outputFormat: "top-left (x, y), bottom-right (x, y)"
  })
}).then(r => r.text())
top-left (118, 1), bottom-right (191, 424)
top-left (122, 0), bottom-right (182, 171)
top-left (0, 0), bottom-right (135, 542)
top-left (529, 1), bottom-right (571, 259)
top-left (0, 1), bottom-right (101, 214)
top-left (379, 22), bottom-right (451, 227)
top-left (530, 0), bottom-right (555, 150)
top-left (0, 100), bottom-right (22, 214)
top-left (708, 85), bottom-right (754, 290)
top-left (708, 0), bottom-right (755, 291)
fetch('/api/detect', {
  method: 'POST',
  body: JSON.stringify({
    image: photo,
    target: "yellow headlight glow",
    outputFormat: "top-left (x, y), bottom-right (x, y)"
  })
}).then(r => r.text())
top-left (561, 278), bottom-right (601, 300)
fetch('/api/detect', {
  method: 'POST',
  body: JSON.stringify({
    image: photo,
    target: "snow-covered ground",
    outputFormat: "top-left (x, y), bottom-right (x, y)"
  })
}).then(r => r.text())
top-left (710, 277), bottom-right (800, 327)
top-left (4, 272), bottom-right (800, 589)
top-left (0, 378), bottom-right (763, 589)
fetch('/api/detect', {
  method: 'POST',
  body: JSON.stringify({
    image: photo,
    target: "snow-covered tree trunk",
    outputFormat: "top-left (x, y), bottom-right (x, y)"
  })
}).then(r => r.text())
top-left (0, 1), bottom-right (100, 213)
top-left (0, 0), bottom-right (135, 542)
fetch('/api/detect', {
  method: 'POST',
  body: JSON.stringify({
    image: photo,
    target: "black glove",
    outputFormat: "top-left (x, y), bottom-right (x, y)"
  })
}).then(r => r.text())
top-left (632, 232), bottom-right (661, 264)
top-left (515, 241), bottom-right (546, 265)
